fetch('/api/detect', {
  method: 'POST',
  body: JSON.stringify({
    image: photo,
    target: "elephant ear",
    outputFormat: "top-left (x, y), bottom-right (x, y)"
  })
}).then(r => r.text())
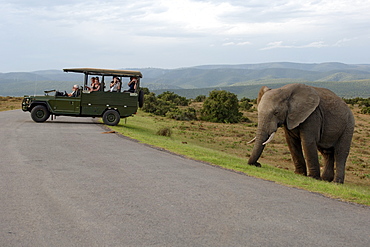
top-left (257, 86), bottom-right (271, 106)
top-left (287, 84), bottom-right (320, 130)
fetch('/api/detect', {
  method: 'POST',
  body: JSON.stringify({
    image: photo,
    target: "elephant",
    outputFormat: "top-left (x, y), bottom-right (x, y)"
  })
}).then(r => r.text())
top-left (248, 83), bottom-right (354, 183)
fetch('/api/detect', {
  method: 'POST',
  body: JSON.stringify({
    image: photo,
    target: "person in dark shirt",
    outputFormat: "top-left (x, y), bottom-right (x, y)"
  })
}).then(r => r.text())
top-left (127, 77), bottom-right (138, 92)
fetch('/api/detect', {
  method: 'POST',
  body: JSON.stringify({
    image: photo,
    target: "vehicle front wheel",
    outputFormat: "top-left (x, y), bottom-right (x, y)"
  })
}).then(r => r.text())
top-left (102, 110), bottom-right (120, 126)
top-left (31, 105), bottom-right (50, 123)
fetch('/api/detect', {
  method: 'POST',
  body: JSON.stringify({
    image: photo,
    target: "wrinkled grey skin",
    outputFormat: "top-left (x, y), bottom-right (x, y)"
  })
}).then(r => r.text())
top-left (248, 84), bottom-right (355, 183)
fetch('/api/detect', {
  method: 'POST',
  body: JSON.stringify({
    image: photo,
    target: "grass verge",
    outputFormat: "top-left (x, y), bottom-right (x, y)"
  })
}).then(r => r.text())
top-left (108, 112), bottom-right (370, 206)
top-left (0, 96), bottom-right (23, 112)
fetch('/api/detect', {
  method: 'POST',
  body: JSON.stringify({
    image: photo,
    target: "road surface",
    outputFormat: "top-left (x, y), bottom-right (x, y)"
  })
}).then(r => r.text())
top-left (0, 110), bottom-right (369, 246)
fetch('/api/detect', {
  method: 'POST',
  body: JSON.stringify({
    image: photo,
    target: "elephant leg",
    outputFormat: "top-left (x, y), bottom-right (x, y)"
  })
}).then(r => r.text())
top-left (334, 154), bottom-right (347, 184)
top-left (302, 144), bottom-right (321, 179)
top-left (319, 148), bottom-right (335, 182)
top-left (284, 129), bottom-right (307, 176)
top-left (333, 135), bottom-right (352, 184)
top-left (300, 132), bottom-right (321, 180)
top-left (298, 118), bottom-right (322, 180)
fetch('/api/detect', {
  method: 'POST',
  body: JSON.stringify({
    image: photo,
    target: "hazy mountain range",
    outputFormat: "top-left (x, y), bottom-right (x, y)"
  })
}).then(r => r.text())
top-left (1, 62), bottom-right (370, 98)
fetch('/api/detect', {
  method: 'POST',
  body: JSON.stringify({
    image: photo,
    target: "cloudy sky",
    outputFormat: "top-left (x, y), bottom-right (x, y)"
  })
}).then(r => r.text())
top-left (1, 0), bottom-right (370, 72)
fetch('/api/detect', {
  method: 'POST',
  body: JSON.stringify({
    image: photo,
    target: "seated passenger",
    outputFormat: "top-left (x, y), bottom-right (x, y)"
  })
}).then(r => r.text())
top-left (68, 84), bottom-right (80, 97)
top-left (126, 77), bottom-right (138, 92)
top-left (110, 76), bottom-right (121, 92)
top-left (89, 77), bottom-right (101, 92)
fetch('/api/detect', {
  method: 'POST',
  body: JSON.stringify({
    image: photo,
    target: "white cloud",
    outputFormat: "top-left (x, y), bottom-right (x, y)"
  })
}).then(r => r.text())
top-left (222, 41), bottom-right (252, 46)
top-left (261, 40), bottom-right (328, 50)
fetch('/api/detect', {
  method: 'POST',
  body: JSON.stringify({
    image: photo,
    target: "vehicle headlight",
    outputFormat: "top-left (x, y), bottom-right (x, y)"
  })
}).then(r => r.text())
top-left (22, 98), bottom-right (30, 105)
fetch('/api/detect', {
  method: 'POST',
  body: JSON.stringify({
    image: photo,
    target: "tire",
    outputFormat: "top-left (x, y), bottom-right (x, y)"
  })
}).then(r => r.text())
top-left (102, 110), bottom-right (120, 126)
top-left (138, 90), bottom-right (144, 108)
top-left (30, 105), bottom-right (50, 123)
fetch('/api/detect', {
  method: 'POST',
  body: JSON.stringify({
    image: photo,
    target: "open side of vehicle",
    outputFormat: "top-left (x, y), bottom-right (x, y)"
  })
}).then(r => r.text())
top-left (22, 68), bottom-right (144, 126)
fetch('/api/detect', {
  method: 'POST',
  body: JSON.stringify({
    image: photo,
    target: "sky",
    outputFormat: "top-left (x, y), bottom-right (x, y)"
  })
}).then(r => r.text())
top-left (1, 0), bottom-right (370, 72)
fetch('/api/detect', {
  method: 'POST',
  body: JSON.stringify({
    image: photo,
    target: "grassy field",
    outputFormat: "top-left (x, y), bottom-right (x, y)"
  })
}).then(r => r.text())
top-left (3, 96), bottom-right (370, 205)
top-left (0, 96), bottom-right (23, 112)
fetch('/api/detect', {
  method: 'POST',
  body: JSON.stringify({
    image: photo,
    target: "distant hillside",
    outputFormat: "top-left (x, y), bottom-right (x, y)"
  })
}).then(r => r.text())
top-left (1, 62), bottom-right (370, 97)
top-left (140, 62), bottom-right (370, 89)
top-left (153, 81), bottom-right (370, 99)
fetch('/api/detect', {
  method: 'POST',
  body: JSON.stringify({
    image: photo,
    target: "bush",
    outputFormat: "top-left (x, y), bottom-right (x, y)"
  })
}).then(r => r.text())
top-left (239, 97), bottom-right (253, 111)
top-left (156, 127), bottom-right (172, 137)
top-left (194, 95), bottom-right (206, 102)
top-left (166, 107), bottom-right (197, 121)
top-left (140, 87), bottom-right (150, 95)
top-left (361, 107), bottom-right (370, 114)
top-left (142, 92), bottom-right (177, 116)
top-left (142, 91), bottom-right (196, 119)
top-left (200, 90), bottom-right (243, 123)
top-left (141, 92), bottom-right (156, 113)
top-left (157, 91), bottom-right (190, 106)
top-left (343, 97), bottom-right (370, 114)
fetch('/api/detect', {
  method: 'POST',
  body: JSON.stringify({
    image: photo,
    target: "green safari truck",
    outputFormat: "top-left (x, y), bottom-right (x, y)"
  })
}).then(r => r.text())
top-left (22, 68), bottom-right (144, 126)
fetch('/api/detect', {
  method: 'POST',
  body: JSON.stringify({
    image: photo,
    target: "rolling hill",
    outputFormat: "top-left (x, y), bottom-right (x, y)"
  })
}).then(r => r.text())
top-left (1, 62), bottom-right (370, 98)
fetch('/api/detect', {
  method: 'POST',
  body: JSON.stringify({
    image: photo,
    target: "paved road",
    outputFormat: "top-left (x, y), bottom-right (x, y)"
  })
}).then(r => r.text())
top-left (1, 110), bottom-right (369, 246)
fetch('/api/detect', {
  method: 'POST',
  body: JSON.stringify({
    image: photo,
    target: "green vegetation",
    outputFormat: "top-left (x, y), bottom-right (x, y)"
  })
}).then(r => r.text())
top-left (239, 97), bottom-right (254, 111)
top-left (152, 81), bottom-right (370, 100)
top-left (200, 90), bottom-right (243, 123)
top-left (142, 91), bottom-right (197, 121)
top-left (344, 97), bottom-right (370, 114)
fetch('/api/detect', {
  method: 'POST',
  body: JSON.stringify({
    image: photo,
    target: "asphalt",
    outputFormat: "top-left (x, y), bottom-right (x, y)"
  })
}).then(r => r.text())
top-left (0, 110), bottom-right (369, 246)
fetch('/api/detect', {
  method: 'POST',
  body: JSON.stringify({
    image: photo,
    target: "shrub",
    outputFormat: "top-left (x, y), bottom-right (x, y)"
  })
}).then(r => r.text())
top-left (166, 107), bottom-right (197, 121)
top-left (194, 95), bottom-right (206, 102)
top-left (142, 92), bottom-right (178, 116)
top-left (157, 91), bottom-right (190, 106)
top-left (361, 107), bottom-right (370, 114)
top-left (343, 97), bottom-right (370, 114)
top-left (142, 92), bottom-right (159, 113)
top-left (200, 90), bottom-right (243, 123)
top-left (140, 87), bottom-right (150, 95)
top-left (156, 127), bottom-right (172, 137)
top-left (239, 97), bottom-right (253, 111)
top-left (142, 90), bottom-right (198, 120)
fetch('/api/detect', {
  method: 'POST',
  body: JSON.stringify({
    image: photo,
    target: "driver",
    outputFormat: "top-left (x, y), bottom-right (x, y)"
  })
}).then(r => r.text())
top-left (68, 85), bottom-right (80, 97)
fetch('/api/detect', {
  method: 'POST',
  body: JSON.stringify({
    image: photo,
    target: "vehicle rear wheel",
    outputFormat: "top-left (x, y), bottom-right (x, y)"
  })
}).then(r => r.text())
top-left (138, 90), bottom-right (144, 108)
top-left (31, 105), bottom-right (50, 123)
top-left (102, 110), bottom-right (120, 126)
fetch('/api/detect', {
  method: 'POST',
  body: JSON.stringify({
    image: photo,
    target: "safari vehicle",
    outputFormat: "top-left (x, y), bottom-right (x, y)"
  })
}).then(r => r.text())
top-left (22, 68), bottom-right (144, 126)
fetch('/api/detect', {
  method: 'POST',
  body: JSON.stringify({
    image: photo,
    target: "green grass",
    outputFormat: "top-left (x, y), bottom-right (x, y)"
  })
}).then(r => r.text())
top-left (107, 112), bottom-right (370, 206)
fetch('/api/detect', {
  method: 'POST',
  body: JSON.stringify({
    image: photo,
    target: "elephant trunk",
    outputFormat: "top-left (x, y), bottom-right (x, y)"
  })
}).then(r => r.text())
top-left (248, 131), bottom-right (275, 167)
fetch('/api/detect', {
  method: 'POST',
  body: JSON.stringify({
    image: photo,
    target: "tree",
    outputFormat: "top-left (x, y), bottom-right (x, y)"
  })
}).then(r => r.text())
top-left (239, 97), bottom-right (253, 111)
top-left (200, 90), bottom-right (243, 123)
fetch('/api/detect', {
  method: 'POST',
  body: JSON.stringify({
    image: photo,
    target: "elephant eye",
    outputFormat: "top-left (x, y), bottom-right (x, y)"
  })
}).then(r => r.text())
top-left (273, 111), bottom-right (279, 116)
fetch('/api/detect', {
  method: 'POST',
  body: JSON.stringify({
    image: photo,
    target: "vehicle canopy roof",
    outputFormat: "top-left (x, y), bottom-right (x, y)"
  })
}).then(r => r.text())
top-left (63, 68), bottom-right (143, 78)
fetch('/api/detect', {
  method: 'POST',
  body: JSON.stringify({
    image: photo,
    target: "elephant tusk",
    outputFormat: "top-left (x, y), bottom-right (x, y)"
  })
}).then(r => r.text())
top-left (247, 137), bottom-right (256, 144)
top-left (262, 132), bottom-right (276, 145)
